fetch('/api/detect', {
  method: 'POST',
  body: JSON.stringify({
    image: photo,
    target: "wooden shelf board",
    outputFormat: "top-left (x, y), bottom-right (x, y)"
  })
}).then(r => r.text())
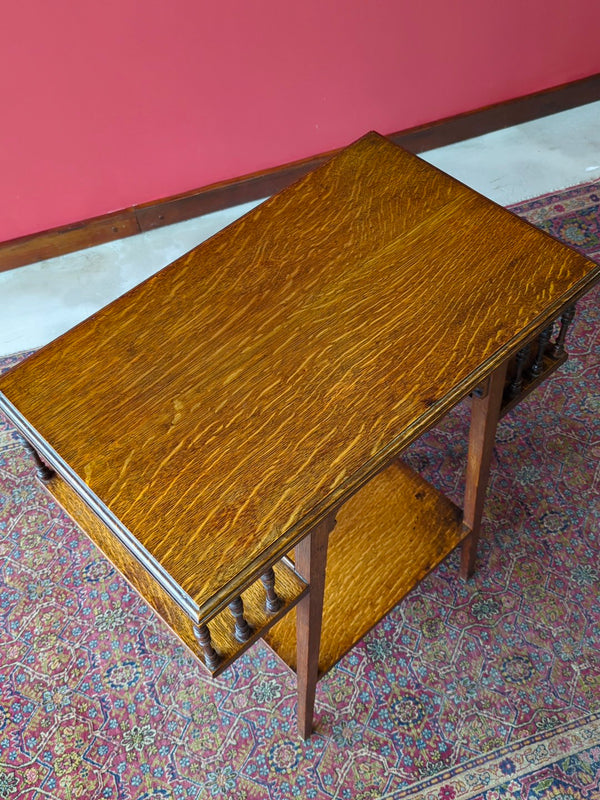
top-left (45, 472), bottom-right (202, 655)
top-left (264, 459), bottom-right (466, 676)
top-left (43, 472), bottom-right (307, 677)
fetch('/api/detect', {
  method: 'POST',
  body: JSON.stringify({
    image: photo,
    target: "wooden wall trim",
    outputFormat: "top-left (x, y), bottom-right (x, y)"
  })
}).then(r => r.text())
top-left (2, 72), bottom-right (599, 273)
top-left (0, 211), bottom-right (140, 273)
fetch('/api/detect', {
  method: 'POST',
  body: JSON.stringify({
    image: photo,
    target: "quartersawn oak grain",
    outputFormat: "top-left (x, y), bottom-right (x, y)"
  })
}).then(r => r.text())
top-left (1, 133), bottom-right (598, 626)
top-left (47, 471), bottom-right (308, 674)
top-left (264, 458), bottom-right (465, 675)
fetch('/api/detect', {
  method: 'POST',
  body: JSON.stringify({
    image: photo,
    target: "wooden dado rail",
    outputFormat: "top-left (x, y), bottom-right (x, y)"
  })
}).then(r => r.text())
top-left (1, 73), bottom-right (599, 273)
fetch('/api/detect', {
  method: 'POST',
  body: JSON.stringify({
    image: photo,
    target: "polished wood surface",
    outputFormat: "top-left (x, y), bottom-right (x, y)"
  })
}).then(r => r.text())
top-left (265, 459), bottom-right (465, 675)
top-left (46, 471), bottom-right (200, 655)
top-left (1, 133), bottom-right (598, 627)
top-left (4, 132), bottom-right (600, 739)
top-left (46, 471), bottom-right (308, 676)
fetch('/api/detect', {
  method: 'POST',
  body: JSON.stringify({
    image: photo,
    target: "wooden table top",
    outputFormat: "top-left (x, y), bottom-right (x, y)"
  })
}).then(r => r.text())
top-left (1, 132), bottom-right (598, 622)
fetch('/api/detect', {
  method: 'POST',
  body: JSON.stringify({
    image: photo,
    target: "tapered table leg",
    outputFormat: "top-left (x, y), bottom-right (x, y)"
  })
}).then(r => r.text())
top-left (294, 513), bottom-right (337, 739)
top-left (460, 360), bottom-right (508, 580)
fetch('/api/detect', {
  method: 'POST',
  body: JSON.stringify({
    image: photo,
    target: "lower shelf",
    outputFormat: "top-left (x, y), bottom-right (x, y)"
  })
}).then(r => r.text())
top-left (43, 471), bottom-right (307, 676)
top-left (43, 455), bottom-right (466, 679)
top-left (264, 459), bottom-right (467, 676)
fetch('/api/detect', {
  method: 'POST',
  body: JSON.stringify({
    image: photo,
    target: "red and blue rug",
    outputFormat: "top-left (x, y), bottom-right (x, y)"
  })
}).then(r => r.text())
top-left (0, 180), bottom-right (599, 799)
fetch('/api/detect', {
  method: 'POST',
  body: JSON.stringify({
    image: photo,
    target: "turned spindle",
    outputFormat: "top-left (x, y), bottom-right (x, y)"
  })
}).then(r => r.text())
top-left (260, 567), bottom-right (282, 613)
top-left (18, 436), bottom-right (54, 482)
top-left (529, 324), bottom-right (553, 378)
top-left (508, 343), bottom-right (530, 399)
top-left (193, 623), bottom-right (221, 671)
top-left (229, 596), bottom-right (253, 642)
top-left (551, 305), bottom-right (576, 358)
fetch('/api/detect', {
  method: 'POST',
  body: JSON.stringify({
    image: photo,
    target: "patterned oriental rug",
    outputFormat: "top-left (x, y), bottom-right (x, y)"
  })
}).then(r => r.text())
top-left (0, 180), bottom-right (599, 800)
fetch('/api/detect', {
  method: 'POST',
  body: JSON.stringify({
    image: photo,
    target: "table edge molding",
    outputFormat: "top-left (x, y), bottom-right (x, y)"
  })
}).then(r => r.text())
top-left (1, 267), bottom-right (598, 625)
top-left (198, 267), bottom-right (600, 621)
top-left (0, 392), bottom-right (199, 620)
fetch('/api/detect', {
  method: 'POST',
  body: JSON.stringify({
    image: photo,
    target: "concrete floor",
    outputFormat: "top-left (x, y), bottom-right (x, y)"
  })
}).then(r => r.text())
top-left (1, 100), bottom-right (599, 358)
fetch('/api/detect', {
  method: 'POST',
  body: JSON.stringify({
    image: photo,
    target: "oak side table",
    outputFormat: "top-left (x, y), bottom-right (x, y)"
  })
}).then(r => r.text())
top-left (1, 133), bottom-right (598, 738)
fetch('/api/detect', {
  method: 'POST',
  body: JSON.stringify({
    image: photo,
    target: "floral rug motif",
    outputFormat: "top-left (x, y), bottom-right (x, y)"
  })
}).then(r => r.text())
top-left (512, 179), bottom-right (600, 262)
top-left (0, 180), bottom-right (599, 799)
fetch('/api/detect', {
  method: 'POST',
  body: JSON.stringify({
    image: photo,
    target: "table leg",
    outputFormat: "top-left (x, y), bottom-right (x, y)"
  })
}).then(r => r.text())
top-left (460, 360), bottom-right (508, 580)
top-left (18, 434), bottom-right (54, 482)
top-left (294, 512), bottom-right (336, 739)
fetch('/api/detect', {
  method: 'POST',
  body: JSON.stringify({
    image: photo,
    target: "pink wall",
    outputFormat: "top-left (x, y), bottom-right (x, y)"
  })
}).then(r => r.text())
top-left (2, 0), bottom-right (599, 243)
